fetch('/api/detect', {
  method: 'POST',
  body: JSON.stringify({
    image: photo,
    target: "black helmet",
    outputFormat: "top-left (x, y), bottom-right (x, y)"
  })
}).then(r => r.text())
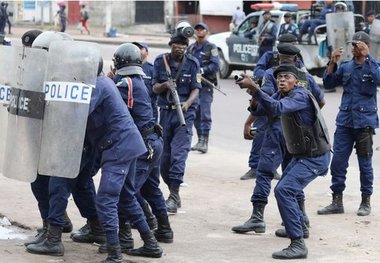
top-left (112, 43), bottom-right (144, 76)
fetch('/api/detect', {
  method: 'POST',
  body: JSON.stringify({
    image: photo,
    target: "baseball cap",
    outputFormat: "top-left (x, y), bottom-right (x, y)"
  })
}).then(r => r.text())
top-left (347, 31), bottom-right (370, 45)
top-left (132, 42), bottom-right (149, 51)
top-left (194, 22), bottom-right (208, 31)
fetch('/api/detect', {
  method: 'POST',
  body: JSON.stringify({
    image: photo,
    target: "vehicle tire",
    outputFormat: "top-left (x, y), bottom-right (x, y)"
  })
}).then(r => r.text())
top-left (218, 50), bottom-right (232, 79)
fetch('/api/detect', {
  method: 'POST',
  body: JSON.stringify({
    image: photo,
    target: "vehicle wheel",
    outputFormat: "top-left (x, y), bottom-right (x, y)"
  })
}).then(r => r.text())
top-left (218, 50), bottom-right (232, 79)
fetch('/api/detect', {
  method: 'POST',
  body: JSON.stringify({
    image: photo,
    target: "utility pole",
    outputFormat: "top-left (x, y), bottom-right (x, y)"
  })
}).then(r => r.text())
top-left (105, 1), bottom-right (112, 36)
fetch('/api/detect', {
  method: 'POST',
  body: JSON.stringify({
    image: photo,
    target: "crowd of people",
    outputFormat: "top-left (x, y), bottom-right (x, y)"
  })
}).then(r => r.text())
top-left (1, 1), bottom-right (380, 261)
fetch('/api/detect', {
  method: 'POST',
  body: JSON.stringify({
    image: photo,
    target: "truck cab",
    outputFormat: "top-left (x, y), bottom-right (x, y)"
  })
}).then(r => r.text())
top-left (209, 7), bottom-right (328, 78)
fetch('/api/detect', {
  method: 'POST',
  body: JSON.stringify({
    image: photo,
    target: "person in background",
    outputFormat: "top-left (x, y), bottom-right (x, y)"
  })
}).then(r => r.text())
top-left (363, 10), bottom-right (375, 34)
top-left (278, 12), bottom-right (299, 38)
top-left (299, 0), bottom-right (334, 44)
top-left (80, 4), bottom-right (90, 35)
top-left (231, 6), bottom-right (246, 29)
top-left (257, 11), bottom-right (277, 58)
top-left (188, 22), bottom-right (220, 154)
top-left (59, 4), bottom-right (67, 33)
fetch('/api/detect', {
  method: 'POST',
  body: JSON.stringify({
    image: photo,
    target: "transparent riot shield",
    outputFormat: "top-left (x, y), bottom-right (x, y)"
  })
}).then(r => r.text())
top-left (370, 19), bottom-right (380, 60)
top-left (0, 45), bottom-right (17, 176)
top-left (2, 47), bottom-right (47, 182)
top-left (326, 12), bottom-right (355, 61)
top-left (38, 41), bottom-right (100, 178)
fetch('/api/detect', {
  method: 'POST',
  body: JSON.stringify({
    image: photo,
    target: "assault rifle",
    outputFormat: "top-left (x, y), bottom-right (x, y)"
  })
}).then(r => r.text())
top-left (162, 55), bottom-right (186, 126)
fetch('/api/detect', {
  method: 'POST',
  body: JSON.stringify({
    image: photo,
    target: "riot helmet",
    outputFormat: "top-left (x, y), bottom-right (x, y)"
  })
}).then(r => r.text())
top-left (112, 43), bottom-right (145, 76)
top-left (31, 31), bottom-right (73, 51)
top-left (334, 2), bottom-right (347, 12)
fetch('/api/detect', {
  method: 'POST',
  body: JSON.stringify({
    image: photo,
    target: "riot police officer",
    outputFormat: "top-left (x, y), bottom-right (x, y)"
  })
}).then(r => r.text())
top-left (110, 43), bottom-right (171, 257)
top-left (188, 22), bottom-right (220, 154)
top-left (257, 11), bottom-right (277, 58)
top-left (27, 57), bottom-right (149, 263)
top-left (131, 41), bottom-right (159, 230)
top-left (152, 30), bottom-right (202, 214)
top-left (318, 31), bottom-right (380, 217)
top-left (236, 64), bottom-right (331, 259)
top-left (241, 34), bottom-right (302, 181)
top-left (23, 31), bottom-right (74, 249)
top-left (232, 44), bottom-right (325, 237)
top-left (133, 42), bottom-right (159, 123)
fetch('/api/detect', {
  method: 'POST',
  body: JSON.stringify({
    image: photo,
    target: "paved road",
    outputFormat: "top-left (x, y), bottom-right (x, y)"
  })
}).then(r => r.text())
top-left (1, 27), bottom-right (380, 262)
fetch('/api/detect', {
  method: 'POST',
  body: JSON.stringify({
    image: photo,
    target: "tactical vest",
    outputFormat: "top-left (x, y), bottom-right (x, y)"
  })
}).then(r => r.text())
top-left (281, 92), bottom-right (330, 157)
top-left (189, 42), bottom-right (216, 82)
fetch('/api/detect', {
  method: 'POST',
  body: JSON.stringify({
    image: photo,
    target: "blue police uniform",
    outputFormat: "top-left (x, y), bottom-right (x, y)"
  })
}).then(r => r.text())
top-left (251, 65), bottom-right (324, 218)
top-left (278, 22), bottom-right (299, 38)
top-left (258, 20), bottom-right (277, 58)
top-left (114, 74), bottom-right (167, 222)
top-left (47, 76), bottom-right (146, 247)
top-left (255, 84), bottom-right (330, 242)
top-left (153, 53), bottom-right (201, 189)
top-left (300, 4), bottom-right (335, 36)
top-left (142, 61), bottom-right (159, 123)
top-left (187, 40), bottom-right (219, 137)
top-left (323, 55), bottom-right (380, 196)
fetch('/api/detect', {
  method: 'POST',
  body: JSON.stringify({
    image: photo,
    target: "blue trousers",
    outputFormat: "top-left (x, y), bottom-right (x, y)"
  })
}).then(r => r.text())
top-left (248, 128), bottom-right (265, 169)
top-left (47, 161), bottom-right (98, 227)
top-left (300, 19), bottom-right (325, 34)
top-left (330, 125), bottom-right (374, 195)
top-left (251, 127), bottom-right (288, 205)
top-left (97, 159), bottom-right (150, 244)
top-left (275, 152), bottom-right (330, 239)
top-left (31, 174), bottom-right (50, 220)
top-left (159, 108), bottom-right (195, 189)
top-left (134, 134), bottom-right (167, 217)
top-left (194, 85), bottom-right (213, 136)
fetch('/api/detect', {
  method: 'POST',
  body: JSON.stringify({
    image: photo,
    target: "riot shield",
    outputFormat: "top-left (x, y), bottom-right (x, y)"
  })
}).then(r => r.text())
top-left (2, 47), bottom-right (47, 182)
top-left (0, 45), bottom-right (17, 175)
top-left (370, 19), bottom-right (380, 59)
top-left (38, 41), bottom-right (100, 178)
top-left (326, 12), bottom-right (355, 61)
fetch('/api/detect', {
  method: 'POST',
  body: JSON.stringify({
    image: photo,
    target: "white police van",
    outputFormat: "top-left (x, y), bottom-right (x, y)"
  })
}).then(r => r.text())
top-left (209, 6), bottom-right (329, 78)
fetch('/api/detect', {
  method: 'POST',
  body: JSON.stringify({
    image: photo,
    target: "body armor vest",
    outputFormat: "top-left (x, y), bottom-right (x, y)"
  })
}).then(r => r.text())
top-left (281, 92), bottom-right (330, 157)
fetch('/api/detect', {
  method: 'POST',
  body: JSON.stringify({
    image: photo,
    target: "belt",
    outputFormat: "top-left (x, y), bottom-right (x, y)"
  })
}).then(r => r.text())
top-left (162, 104), bottom-right (179, 110)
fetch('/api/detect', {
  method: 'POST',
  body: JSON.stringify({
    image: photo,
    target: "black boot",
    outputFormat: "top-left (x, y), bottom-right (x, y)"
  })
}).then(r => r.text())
top-left (71, 218), bottom-right (106, 244)
top-left (231, 204), bottom-right (266, 233)
top-left (101, 243), bottom-right (123, 263)
top-left (142, 200), bottom-right (158, 230)
top-left (240, 168), bottom-right (256, 180)
top-left (166, 187), bottom-right (181, 214)
top-left (126, 231), bottom-right (163, 258)
top-left (70, 222), bottom-right (90, 239)
top-left (275, 223), bottom-right (309, 239)
top-left (357, 193), bottom-right (371, 216)
top-left (198, 135), bottom-right (209, 154)
top-left (24, 219), bottom-right (48, 246)
top-left (298, 199), bottom-right (310, 227)
top-left (190, 136), bottom-right (202, 151)
top-left (99, 223), bottom-right (134, 254)
top-left (317, 192), bottom-right (344, 215)
top-left (154, 214), bottom-right (173, 243)
top-left (62, 211), bottom-right (73, 233)
top-left (26, 224), bottom-right (64, 256)
top-left (272, 238), bottom-right (308, 259)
